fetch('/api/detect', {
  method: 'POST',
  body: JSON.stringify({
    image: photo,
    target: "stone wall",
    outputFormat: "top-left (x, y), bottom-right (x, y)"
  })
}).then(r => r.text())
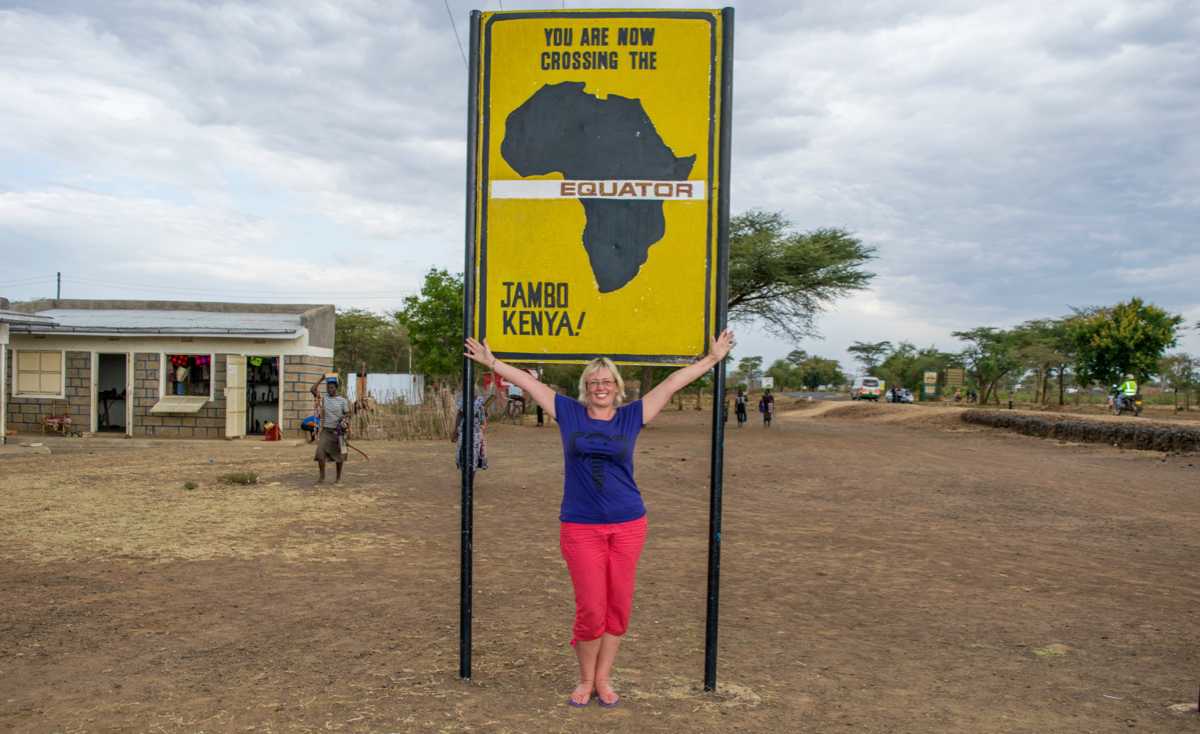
top-left (4, 349), bottom-right (90, 434)
top-left (5, 349), bottom-right (331, 439)
top-left (131, 353), bottom-right (228, 438)
top-left (282, 355), bottom-right (332, 436)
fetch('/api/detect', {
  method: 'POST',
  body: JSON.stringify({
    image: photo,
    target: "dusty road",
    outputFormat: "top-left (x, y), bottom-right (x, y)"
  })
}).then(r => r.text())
top-left (1, 402), bottom-right (1197, 732)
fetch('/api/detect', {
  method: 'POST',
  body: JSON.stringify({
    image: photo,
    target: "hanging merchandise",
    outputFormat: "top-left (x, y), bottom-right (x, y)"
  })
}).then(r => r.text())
top-left (249, 356), bottom-right (263, 367)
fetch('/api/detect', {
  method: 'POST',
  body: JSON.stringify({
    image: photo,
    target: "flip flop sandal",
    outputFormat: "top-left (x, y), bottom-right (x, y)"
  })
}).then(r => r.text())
top-left (597, 695), bottom-right (620, 709)
top-left (566, 696), bottom-right (592, 708)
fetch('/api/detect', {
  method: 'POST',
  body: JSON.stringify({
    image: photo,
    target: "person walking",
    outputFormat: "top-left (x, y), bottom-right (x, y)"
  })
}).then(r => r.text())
top-left (463, 329), bottom-right (735, 708)
top-left (453, 388), bottom-right (494, 471)
top-left (734, 388), bottom-right (748, 427)
top-left (758, 388), bottom-right (775, 427)
top-left (310, 375), bottom-right (351, 484)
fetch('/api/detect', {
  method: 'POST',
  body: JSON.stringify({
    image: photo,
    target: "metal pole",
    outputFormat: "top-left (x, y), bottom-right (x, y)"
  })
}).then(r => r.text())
top-left (704, 6), bottom-right (735, 693)
top-left (459, 9), bottom-right (482, 682)
top-left (56, 272), bottom-right (61, 300)
top-left (0, 332), bottom-right (7, 447)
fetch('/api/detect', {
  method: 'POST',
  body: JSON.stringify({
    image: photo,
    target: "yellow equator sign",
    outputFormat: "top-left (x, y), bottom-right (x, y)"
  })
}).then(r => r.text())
top-left (473, 9), bottom-right (725, 365)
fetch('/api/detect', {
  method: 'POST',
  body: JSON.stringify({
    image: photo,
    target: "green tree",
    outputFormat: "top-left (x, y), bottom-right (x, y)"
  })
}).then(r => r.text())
top-left (334, 308), bottom-right (411, 377)
top-left (785, 348), bottom-right (809, 366)
top-left (395, 268), bottom-right (464, 378)
top-left (876, 342), bottom-right (955, 392)
top-left (736, 355), bottom-right (764, 384)
top-left (796, 356), bottom-right (845, 390)
top-left (377, 320), bottom-right (412, 373)
top-left (1066, 298), bottom-right (1183, 386)
top-left (1159, 353), bottom-right (1198, 410)
top-left (847, 340), bottom-right (892, 373)
top-left (953, 327), bottom-right (1021, 405)
top-left (728, 211), bottom-right (876, 339)
top-left (1010, 319), bottom-right (1074, 405)
top-left (765, 358), bottom-right (798, 389)
top-left (639, 210), bottom-right (875, 394)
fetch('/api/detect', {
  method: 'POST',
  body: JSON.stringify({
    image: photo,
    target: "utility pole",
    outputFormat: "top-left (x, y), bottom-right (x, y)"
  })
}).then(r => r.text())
top-left (56, 272), bottom-right (61, 300)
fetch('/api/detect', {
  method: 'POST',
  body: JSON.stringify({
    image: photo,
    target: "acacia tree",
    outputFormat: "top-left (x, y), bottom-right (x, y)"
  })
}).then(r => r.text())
top-left (876, 342), bottom-right (956, 391)
top-left (727, 210), bottom-right (876, 338)
top-left (1011, 319), bottom-right (1073, 405)
top-left (847, 340), bottom-right (892, 373)
top-left (1066, 298), bottom-right (1182, 386)
top-left (641, 211), bottom-right (875, 394)
top-left (735, 355), bottom-right (764, 384)
top-left (953, 327), bottom-right (1020, 405)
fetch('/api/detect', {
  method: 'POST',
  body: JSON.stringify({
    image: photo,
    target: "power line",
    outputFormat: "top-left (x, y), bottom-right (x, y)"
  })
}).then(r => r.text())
top-left (444, 0), bottom-right (468, 70)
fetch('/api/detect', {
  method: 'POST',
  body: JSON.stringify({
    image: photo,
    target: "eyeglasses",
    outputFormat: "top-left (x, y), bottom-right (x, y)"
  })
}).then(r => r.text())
top-left (586, 378), bottom-right (616, 390)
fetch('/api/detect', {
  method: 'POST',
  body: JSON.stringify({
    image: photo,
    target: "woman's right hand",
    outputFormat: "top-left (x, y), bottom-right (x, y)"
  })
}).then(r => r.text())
top-left (464, 337), bottom-right (496, 369)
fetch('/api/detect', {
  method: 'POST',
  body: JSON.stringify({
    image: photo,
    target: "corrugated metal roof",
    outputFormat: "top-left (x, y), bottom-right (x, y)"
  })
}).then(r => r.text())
top-left (13, 309), bottom-right (302, 338)
top-left (0, 310), bottom-right (56, 325)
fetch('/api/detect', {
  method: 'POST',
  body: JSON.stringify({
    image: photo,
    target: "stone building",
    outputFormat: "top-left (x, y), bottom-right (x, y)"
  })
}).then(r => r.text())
top-left (1, 299), bottom-right (334, 441)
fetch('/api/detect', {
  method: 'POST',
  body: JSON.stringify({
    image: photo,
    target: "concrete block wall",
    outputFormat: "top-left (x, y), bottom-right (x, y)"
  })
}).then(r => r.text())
top-left (4, 349), bottom-right (90, 434)
top-left (5, 349), bottom-right (332, 439)
top-left (283, 355), bottom-right (332, 436)
top-left (131, 353), bottom-right (228, 438)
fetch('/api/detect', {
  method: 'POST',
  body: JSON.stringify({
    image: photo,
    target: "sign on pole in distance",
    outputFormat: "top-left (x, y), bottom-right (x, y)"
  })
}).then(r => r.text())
top-left (760, 376), bottom-right (774, 389)
top-left (472, 9), bottom-right (727, 365)
top-left (945, 368), bottom-right (965, 388)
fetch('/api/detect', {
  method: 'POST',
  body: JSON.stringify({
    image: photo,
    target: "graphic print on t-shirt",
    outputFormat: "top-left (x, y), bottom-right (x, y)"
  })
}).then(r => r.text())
top-left (568, 430), bottom-right (631, 491)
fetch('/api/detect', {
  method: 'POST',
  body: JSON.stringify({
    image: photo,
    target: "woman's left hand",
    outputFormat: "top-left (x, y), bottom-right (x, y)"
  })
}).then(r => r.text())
top-left (710, 328), bottom-right (735, 362)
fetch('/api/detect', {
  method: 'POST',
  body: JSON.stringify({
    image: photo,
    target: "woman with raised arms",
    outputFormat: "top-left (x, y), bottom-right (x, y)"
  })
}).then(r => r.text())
top-left (463, 329), bottom-right (734, 708)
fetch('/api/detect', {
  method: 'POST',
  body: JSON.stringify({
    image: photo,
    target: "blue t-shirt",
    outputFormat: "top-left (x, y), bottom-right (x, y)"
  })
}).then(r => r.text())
top-left (555, 393), bottom-right (646, 524)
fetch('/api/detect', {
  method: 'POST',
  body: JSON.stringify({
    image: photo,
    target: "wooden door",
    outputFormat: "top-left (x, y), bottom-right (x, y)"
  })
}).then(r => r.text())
top-left (224, 357), bottom-right (246, 439)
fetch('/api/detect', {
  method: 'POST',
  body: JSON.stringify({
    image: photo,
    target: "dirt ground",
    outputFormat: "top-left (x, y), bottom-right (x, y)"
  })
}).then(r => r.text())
top-left (1, 401), bottom-right (1198, 733)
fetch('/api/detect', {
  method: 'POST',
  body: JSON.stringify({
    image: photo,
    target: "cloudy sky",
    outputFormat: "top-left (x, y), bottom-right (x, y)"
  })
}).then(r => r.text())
top-left (2, 0), bottom-right (1197, 370)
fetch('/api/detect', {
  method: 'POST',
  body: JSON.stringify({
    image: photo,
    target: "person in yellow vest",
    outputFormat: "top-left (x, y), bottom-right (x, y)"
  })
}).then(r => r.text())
top-left (1117, 373), bottom-right (1138, 411)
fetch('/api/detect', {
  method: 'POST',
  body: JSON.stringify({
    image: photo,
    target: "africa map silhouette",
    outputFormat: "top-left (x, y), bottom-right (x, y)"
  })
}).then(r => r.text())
top-left (500, 81), bottom-right (696, 292)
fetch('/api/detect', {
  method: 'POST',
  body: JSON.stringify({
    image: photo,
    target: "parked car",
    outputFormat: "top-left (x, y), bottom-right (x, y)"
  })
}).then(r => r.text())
top-left (885, 387), bottom-right (914, 403)
top-left (851, 376), bottom-right (884, 401)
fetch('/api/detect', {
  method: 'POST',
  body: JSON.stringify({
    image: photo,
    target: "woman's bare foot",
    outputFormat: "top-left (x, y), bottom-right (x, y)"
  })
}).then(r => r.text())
top-left (569, 679), bottom-right (594, 706)
top-left (595, 679), bottom-right (619, 706)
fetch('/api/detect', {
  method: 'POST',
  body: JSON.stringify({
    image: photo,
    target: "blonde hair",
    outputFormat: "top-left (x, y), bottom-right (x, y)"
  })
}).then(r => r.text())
top-left (578, 357), bottom-right (626, 406)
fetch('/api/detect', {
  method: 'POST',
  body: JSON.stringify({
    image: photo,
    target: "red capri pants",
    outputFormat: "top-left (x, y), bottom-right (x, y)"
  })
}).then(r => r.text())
top-left (559, 516), bottom-right (648, 643)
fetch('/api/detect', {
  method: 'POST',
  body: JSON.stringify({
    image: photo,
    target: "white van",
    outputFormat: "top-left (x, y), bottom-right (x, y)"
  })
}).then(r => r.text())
top-left (851, 376), bottom-right (884, 401)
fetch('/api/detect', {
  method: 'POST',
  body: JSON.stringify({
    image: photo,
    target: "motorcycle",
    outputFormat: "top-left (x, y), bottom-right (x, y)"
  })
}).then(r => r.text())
top-left (1111, 391), bottom-right (1143, 417)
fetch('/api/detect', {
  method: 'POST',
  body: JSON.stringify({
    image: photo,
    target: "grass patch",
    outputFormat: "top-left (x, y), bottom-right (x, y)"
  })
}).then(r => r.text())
top-left (182, 481), bottom-right (198, 491)
top-left (219, 471), bottom-right (259, 486)
top-left (1032, 643), bottom-right (1070, 657)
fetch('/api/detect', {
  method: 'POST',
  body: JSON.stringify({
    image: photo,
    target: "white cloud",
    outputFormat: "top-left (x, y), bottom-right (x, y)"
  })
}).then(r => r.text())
top-left (0, 0), bottom-right (1197, 369)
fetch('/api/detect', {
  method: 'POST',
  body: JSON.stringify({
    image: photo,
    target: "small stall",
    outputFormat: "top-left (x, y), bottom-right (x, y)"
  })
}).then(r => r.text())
top-left (2, 299), bottom-right (336, 439)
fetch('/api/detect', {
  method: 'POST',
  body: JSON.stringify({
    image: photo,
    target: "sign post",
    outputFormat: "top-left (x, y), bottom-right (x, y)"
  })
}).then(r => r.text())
top-left (460, 10), bottom-right (482, 681)
top-left (922, 370), bottom-right (939, 401)
top-left (461, 6), bottom-right (733, 690)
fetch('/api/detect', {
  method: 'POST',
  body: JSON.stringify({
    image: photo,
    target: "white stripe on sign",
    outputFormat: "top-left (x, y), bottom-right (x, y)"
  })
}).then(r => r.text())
top-left (491, 180), bottom-right (707, 201)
